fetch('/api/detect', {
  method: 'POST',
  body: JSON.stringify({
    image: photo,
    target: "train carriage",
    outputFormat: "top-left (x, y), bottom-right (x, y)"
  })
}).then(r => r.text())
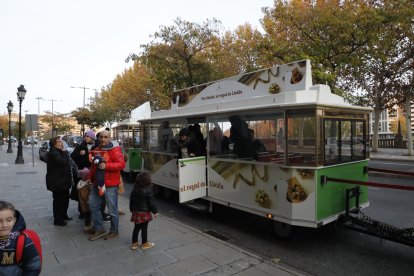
top-left (111, 102), bottom-right (151, 179)
top-left (139, 60), bottom-right (371, 236)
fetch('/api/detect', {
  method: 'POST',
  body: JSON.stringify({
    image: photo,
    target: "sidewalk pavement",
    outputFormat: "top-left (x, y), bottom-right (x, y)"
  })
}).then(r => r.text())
top-left (369, 147), bottom-right (414, 161)
top-left (0, 149), bottom-right (301, 276)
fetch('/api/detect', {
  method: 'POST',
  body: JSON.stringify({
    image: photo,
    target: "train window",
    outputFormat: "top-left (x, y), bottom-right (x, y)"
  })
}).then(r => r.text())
top-left (324, 119), bottom-right (366, 165)
top-left (142, 119), bottom-right (185, 153)
top-left (286, 110), bottom-right (316, 166)
top-left (207, 111), bottom-right (282, 162)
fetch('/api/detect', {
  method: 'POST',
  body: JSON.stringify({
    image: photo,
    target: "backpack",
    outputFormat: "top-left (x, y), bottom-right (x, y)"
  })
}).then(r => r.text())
top-left (16, 229), bottom-right (42, 271)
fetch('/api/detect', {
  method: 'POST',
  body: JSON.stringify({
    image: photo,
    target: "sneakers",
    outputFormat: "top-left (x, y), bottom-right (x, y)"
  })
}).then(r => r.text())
top-left (141, 242), bottom-right (155, 250)
top-left (103, 214), bottom-right (111, 222)
top-left (89, 231), bottom-right (107, 241)
top-left (130, 242), bottom-right (140, 250)
top-left (103, 231), bottom-right (119, 240)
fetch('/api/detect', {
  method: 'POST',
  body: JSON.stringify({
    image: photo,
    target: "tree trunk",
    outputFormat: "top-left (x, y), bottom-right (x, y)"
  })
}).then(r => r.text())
top-left (406, 93), bottom-right (413, 156)
top-left (371, 109), bottom-right (381, 152)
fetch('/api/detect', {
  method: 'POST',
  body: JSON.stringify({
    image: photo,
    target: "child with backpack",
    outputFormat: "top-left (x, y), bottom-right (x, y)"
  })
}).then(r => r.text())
top-left (129, 172), bottom-right (158, 250)
top-left (0, 200), bottom-right (42, 275)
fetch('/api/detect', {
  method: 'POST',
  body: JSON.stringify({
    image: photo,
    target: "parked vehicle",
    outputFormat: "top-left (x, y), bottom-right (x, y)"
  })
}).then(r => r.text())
top-left (39, 140), bottom-right (73, 162)
top-left (25, 136), bottom-right (38, 145)
top-left (67, 135), bottom-right (83, 147)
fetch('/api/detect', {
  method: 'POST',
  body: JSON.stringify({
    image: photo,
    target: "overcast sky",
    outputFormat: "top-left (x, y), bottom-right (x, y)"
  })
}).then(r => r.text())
top-left (0, 0), bottom-right (272, 117)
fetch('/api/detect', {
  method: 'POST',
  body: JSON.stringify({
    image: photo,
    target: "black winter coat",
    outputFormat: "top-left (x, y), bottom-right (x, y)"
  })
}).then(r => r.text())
top-left (46, 147), bottom-right (73, 192)
top-left (70, 141), bottom-right (91, 169)
top-left (129, 186), bottom-right (158, 214)
top-left (177, 136), bottom-right (204, 159)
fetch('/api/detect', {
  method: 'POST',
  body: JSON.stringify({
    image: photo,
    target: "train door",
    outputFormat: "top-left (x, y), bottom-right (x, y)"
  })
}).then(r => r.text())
top-left (178, 117), bottom-right (208, 203)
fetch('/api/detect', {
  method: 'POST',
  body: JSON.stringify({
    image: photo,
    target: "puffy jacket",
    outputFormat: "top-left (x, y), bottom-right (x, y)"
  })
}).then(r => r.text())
top-left (0, 210), bottom-right (41, 276)
top-left (129, 186), bottom-right (158, 213)
top-left (46, 147), bottom-right (73, 192)
top-left (70, 140), bottom-right (91, 169)
top-left (87, 142), bottom-right (125, 187)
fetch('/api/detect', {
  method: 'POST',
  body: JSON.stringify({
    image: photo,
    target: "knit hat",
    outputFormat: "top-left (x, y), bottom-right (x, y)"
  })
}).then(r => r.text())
top-left (78, 167), bottom-right (89, 180)
top-left (92, 154), bottom-right (104, 165)
top-left (84, 130), bottom-right (96, 141)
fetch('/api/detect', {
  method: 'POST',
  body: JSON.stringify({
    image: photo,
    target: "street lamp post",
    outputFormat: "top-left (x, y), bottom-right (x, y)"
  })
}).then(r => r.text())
top-left (35, 96), bottom-right (43, 115)
top-left (6, 101), bottom-right (14, 153)
top-left (15, 85), bottom-right (27, 164)
top-left (47, 99), bottom-right (56, 137)
top-left (70, 86), bottom-right (92, 107)
top-left (70, 86), bottom-right (95, 135)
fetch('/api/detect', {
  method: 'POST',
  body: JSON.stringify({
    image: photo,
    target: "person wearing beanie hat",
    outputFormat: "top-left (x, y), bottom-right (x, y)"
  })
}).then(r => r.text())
top-left (84, 130), bottom-right (96, 141)
top-left (71, 130), bottom-right (96, 226)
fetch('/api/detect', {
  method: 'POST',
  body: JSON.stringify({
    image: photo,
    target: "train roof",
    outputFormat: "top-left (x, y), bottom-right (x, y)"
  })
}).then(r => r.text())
top-left (140, 60), bottom-right (371, 122)
top-left (112, 101), bottom-right (151, 128)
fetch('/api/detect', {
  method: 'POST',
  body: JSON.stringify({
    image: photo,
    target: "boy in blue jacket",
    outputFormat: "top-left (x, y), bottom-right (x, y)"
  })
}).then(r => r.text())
top-left (0, 201), bottom-right (41, 276)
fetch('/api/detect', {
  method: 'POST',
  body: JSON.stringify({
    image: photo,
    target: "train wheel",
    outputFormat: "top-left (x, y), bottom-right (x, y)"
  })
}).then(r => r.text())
top-left (272, 221), bottom-right (294, 239)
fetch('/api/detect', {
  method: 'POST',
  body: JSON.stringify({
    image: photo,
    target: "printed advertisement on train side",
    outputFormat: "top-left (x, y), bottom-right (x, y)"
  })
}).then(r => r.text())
top-left (178, 156), bottom-right (207, 203)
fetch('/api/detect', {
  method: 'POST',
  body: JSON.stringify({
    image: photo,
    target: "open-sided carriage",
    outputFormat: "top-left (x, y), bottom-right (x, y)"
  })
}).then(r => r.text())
top-left (138, 60), bottom-right (414, 242)
top-left (111, 102), bottom-right (151, 180)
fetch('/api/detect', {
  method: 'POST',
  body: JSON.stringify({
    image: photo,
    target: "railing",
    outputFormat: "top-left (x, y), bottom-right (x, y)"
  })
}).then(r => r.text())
top-left (369, 139), bottom-right (408, 148)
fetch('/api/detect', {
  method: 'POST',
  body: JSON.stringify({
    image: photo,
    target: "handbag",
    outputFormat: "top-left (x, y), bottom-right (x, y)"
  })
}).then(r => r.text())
top-left (69, 183), bottom-right (79, 201)
top-left (69, 157), bottom-right (80, 201)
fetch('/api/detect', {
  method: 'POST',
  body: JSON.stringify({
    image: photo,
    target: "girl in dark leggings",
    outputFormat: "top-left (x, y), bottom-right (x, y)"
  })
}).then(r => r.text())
top-left (129, 172), bottom-right (158, 250)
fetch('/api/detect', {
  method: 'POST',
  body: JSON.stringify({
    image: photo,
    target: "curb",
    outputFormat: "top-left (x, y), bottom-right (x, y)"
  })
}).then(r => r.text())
top-left (159, 214), bottom-right (305, 276)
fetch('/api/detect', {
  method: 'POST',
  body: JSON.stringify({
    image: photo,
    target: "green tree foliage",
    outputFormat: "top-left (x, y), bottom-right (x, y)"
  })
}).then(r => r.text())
top-left (71, 107), bottom-right (93, 129)
top-left (339, 0), bottom-right (414, 151)
top-left (88, 15), bottom-right (276, 124)
top-left (216, 24), bottom-right (264, 76)
top-left (40, 112), bottom-right (73, 137)
top-left (0, 115), bottom-right (8, 138)
top-left (75, 0), bottom-right (413, 155)
top-left (88, 86), bottom-right (117, 127)
top-left (262, 0), bottom-right (414, 151)
top-left (261, 0), bottom-right (378, 92)
top-left (128, 17), bottom-right (223, 92)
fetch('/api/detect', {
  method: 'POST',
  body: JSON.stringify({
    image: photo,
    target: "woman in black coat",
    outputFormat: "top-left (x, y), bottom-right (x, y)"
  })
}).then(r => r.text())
top-left (46, 136), bottom-right (73, 226)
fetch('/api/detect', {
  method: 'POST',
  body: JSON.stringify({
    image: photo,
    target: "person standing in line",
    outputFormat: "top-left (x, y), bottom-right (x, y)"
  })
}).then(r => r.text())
top-left (129, 172), bottom-right (158, 250)
top-left (87, 130), bottom-right (125, 241)
top-left (0, 201), bottom-right (41, 275)
top-left (46, 136), bottom-right (73, 226)
top-left (90, 131), bottom-right (111, 223)
top-left (71, 130), bottom-right (96, 171)
top-left (71, 130), bottom-right (96, 231)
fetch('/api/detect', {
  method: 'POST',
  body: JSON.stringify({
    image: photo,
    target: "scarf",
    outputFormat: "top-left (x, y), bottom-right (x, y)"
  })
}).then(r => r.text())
top-left (0, 231), bottom-right (20, 249)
